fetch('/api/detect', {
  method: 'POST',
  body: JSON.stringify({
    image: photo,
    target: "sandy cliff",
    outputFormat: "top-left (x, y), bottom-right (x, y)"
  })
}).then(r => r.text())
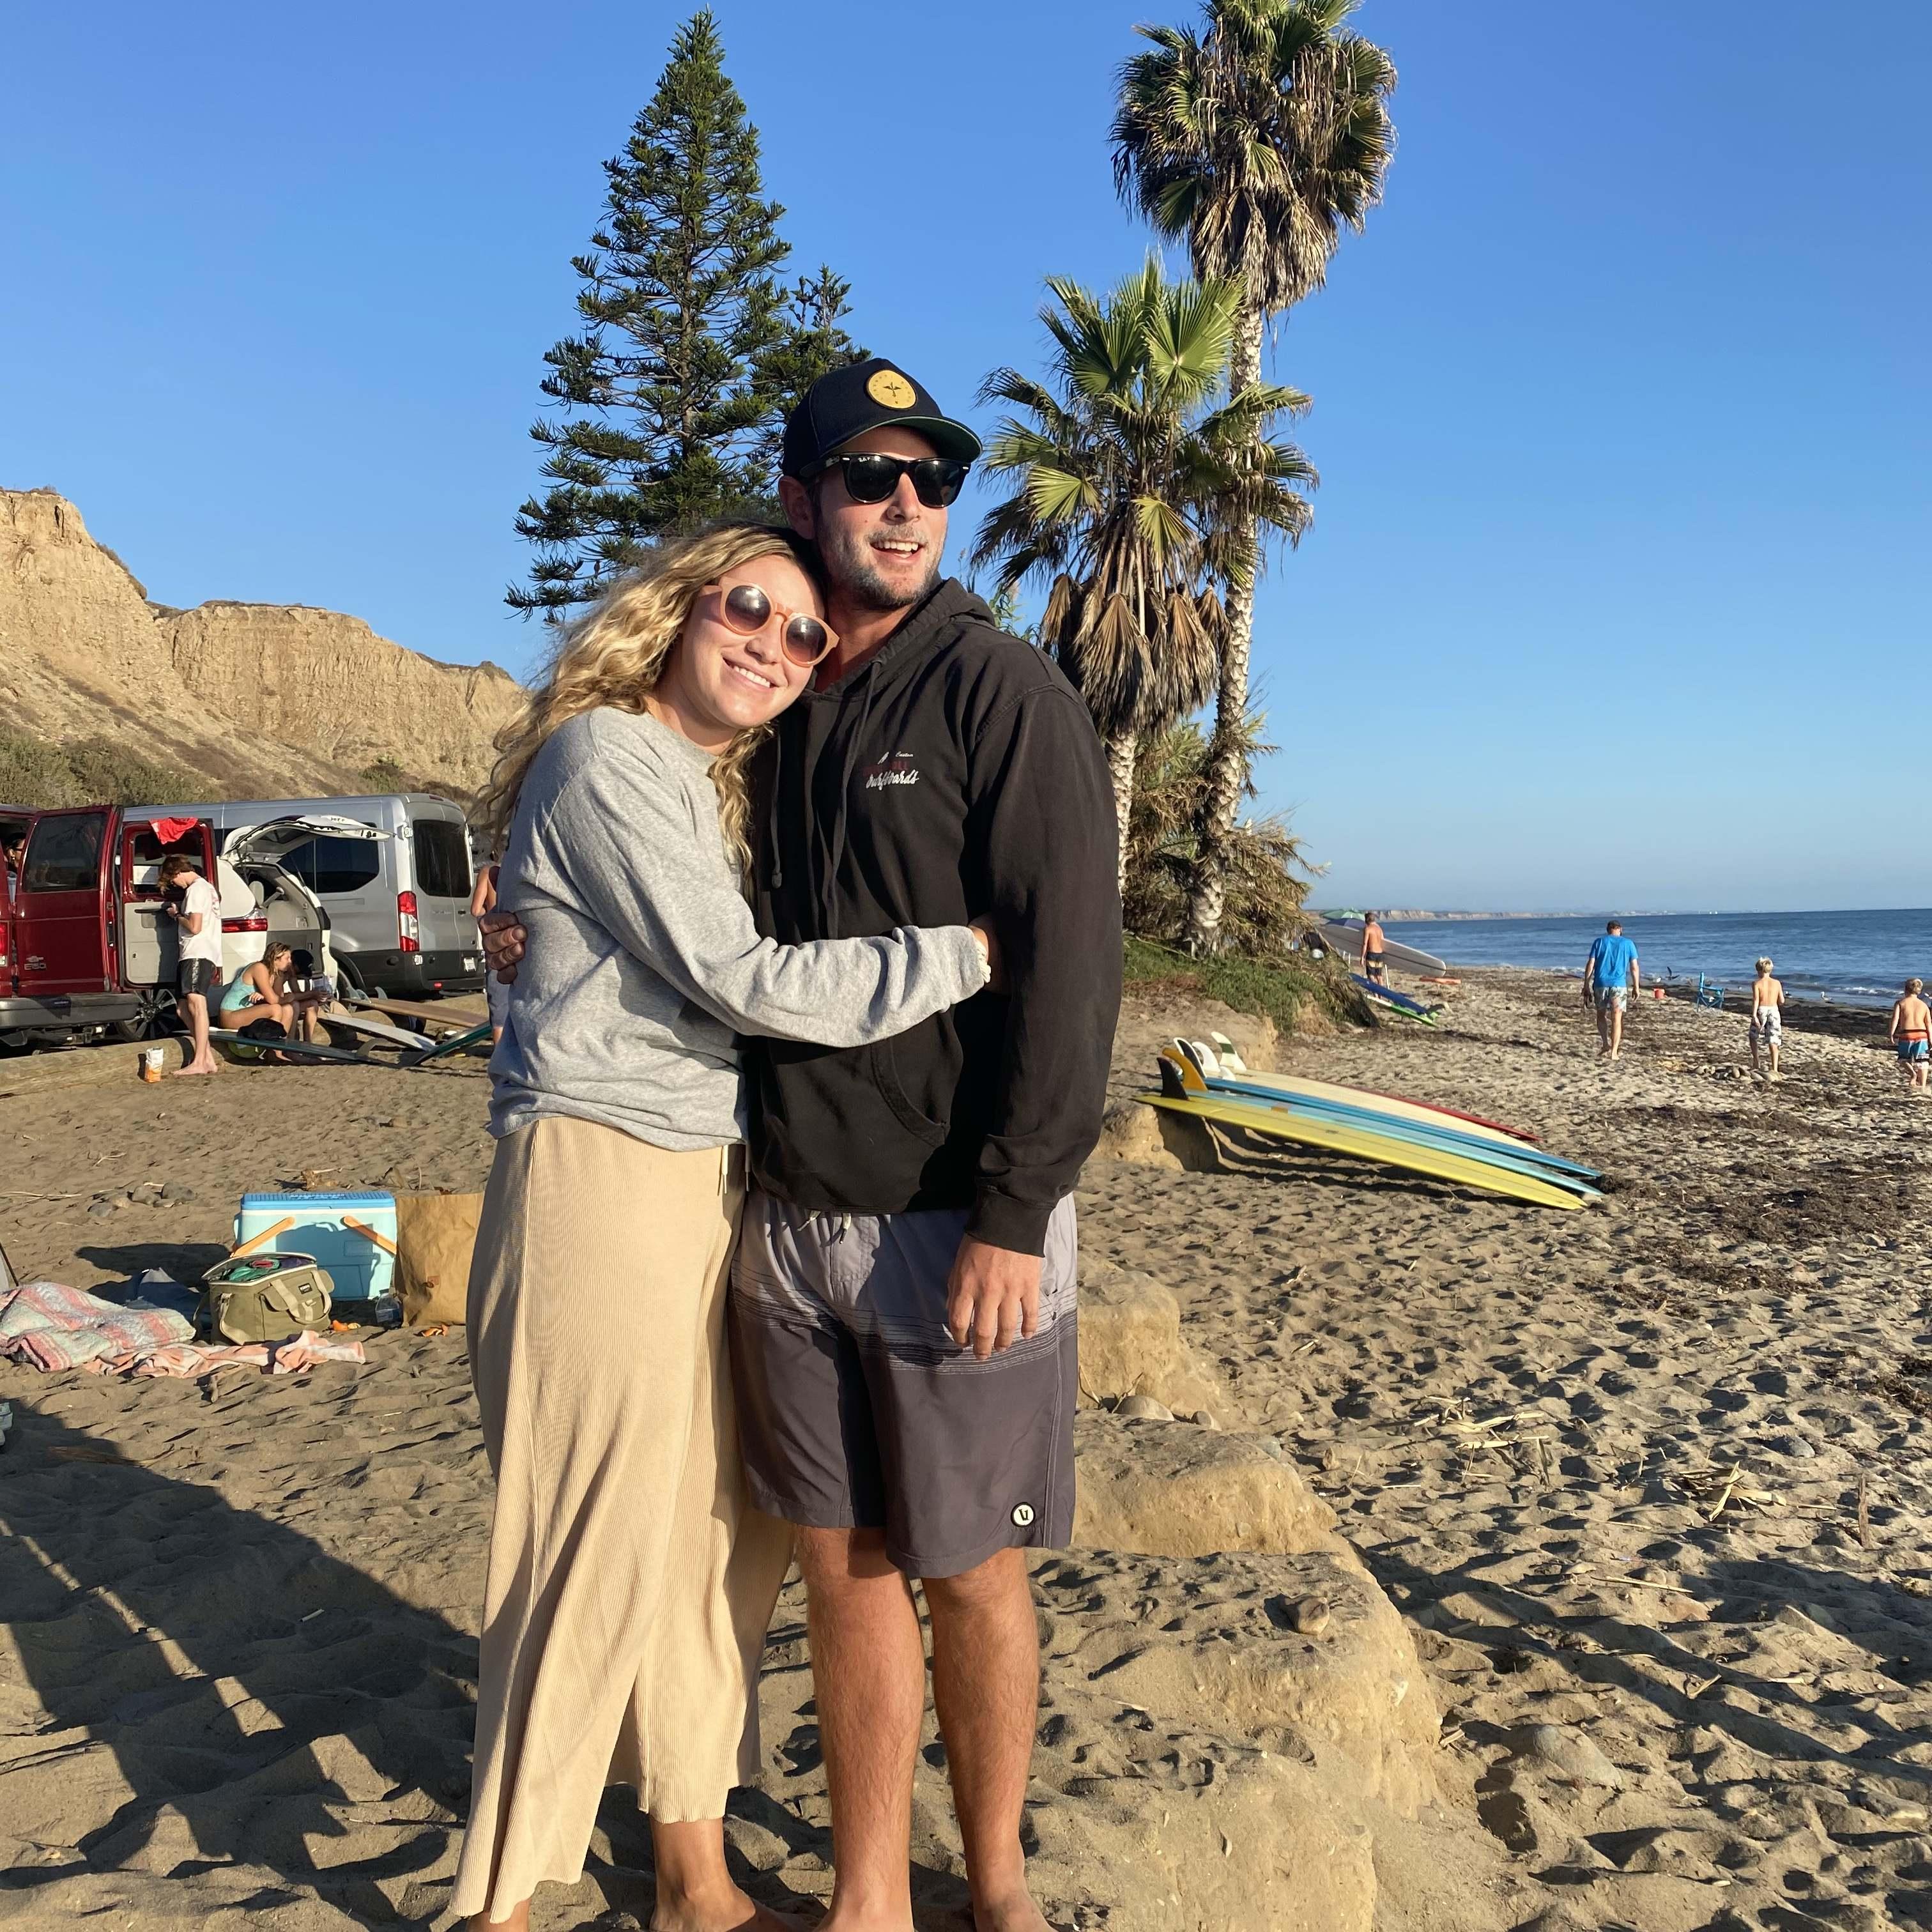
top-left (0, 487), bottom-right (523, 800)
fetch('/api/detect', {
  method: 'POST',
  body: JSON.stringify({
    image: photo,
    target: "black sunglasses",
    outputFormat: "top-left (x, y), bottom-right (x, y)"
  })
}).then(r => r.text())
top-left (713, 581), bottom-right (836, 666)
top-left (811, 453), bottom-right (970, 508)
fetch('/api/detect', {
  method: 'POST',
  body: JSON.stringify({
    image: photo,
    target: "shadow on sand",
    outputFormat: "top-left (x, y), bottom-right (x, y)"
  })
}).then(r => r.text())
top-left (0, 1400), bottom-right (855, 1926)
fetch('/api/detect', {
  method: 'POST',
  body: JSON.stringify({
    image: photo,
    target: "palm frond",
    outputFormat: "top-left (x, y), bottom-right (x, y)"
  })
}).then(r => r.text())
top-left (973, 259), bottom-right (1305, 747)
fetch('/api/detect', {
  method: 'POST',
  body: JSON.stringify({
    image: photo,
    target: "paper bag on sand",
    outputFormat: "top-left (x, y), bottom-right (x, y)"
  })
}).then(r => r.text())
top-left (395, 1192), bottom-right (482, 1326)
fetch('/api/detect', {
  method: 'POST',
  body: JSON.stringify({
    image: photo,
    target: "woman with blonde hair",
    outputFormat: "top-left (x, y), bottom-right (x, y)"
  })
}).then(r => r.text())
top-left (452, 522), bottom-right (994, 1932)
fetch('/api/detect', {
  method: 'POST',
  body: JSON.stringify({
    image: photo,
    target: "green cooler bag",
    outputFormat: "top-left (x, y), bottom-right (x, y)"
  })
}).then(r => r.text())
top-left (199, 1252), bottom-right (334, 1343)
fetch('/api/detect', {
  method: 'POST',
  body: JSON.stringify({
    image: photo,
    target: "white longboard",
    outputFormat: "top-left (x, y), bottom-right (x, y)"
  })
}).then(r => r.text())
top-left (325, 1008), bottom-right (434, 1053)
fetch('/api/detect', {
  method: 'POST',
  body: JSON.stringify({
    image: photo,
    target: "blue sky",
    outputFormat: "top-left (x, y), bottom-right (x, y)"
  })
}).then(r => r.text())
top-left (3, 2), bottom-right (1925, 911)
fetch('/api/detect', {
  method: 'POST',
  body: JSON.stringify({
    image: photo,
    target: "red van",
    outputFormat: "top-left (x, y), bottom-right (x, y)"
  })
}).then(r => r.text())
top-left (0, 806), bottom-right (343, 1052)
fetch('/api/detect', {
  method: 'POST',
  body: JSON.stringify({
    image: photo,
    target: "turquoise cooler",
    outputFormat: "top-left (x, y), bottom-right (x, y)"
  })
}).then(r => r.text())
top-left (233, 1192), bottom-right (397, 1304)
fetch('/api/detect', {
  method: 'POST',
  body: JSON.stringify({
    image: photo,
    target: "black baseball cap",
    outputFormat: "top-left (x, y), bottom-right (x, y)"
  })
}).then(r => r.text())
top-left (781, 357), bottom-right (981, 479)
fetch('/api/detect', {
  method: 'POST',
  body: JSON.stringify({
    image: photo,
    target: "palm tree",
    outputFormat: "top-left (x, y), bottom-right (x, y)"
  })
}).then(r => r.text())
top-left (971, 261), bottom-right (1314, 892)
top-left (1113, 0), bottom-right (1396, 949)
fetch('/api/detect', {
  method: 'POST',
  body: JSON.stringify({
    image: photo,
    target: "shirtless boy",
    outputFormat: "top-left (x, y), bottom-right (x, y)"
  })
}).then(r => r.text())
top-left (1890, 978), bottom-right (1931, 1094)
top-left (1749, 957), bottom-right (1785, 1082)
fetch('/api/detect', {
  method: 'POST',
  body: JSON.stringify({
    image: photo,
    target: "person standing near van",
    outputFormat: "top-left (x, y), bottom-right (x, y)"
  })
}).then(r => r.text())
top-left (160, 853), bottom-right (222, 1075)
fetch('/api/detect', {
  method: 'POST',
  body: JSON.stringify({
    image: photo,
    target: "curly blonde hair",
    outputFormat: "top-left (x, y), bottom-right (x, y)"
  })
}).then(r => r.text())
top-left (476, 523), bottom-right (820, 872)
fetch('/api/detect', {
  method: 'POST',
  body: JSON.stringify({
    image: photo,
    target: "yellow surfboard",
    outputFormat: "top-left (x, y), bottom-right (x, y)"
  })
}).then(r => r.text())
top-left (1138, 1091), bottom-right (1587, 1211)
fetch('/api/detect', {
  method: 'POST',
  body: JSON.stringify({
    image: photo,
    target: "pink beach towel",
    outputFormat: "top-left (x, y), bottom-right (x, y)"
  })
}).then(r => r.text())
top-left (91, 1336), bottom-right (367, 1379)
top-left (0, 1282), bottom-right (194, 1372)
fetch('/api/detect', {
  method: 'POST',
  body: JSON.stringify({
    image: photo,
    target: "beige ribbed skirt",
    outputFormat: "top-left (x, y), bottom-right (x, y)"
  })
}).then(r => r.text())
top-left (450, 1116), bottom-right (793, 1924)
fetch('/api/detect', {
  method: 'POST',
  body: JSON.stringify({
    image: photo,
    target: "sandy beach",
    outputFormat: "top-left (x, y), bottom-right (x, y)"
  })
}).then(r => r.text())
top-left (4, 969), bottom-right (1930, 1930)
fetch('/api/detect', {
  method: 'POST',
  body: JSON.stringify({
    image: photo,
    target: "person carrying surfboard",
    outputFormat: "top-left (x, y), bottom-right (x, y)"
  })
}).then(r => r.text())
top-left (1583, 919), bottom-right (1641, 1061)
top-left (1360, 911), bottom-right (1389, 985)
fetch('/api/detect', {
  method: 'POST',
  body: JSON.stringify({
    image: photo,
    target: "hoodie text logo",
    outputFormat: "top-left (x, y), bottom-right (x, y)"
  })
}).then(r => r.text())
top-left (862, 752), bottom-right (921, 792)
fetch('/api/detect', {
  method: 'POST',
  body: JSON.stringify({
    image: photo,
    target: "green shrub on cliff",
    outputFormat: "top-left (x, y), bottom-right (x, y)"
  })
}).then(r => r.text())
top-left (0, 728), bottom-right (214, 809)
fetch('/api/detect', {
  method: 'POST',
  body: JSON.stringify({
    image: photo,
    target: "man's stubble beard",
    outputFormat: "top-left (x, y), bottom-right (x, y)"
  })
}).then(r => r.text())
top-left (818, 518), bottom-right (940, 613)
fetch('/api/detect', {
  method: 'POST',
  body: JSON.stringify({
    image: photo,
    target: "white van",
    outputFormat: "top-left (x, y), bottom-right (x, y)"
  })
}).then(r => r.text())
top-left (130, 793), bottom-right (483, 998)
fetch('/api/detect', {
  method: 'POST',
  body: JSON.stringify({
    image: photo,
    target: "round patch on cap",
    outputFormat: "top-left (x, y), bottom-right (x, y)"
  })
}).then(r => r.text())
top-left (1011, 1502), bottom-right (1036, 1528)
top-left (866, 368), bottom-right (918, 409)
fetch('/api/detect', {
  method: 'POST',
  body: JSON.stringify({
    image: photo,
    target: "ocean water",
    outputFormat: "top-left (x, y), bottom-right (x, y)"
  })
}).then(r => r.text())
top-left (1379, 910), bottom-right (1932, 1009)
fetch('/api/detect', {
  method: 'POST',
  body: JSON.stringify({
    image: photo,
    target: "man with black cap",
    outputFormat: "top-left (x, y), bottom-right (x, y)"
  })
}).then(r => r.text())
top-left (749, 359), bottom-right (1118, 1931)
top-left (487, 356), bottom-right (1120, 1931)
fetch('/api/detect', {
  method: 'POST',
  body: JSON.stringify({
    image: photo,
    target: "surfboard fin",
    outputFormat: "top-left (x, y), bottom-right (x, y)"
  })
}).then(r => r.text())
top-left (1157, 1049), bottom-right (1205, 1098)
top-left (1170, 1037), bottom-right (1221, 1078)
top-left (1209, 1031), bottom-right (1249, 1073)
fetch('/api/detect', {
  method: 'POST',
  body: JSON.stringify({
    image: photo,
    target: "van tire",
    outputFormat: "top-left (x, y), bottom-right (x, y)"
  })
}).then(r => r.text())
top-left (109, 993), bottom-right (178, 1044)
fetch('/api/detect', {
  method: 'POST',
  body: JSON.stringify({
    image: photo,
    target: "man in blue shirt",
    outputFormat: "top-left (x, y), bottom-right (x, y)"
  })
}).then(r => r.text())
top-left (1583, 919), bottom-right (1640, 1061)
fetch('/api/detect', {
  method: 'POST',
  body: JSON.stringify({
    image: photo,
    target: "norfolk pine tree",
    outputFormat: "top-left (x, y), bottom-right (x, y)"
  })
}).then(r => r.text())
top-left (509, 10), bottom-right (790, 617)
top-left (751, 266), bottom-right (868, 490)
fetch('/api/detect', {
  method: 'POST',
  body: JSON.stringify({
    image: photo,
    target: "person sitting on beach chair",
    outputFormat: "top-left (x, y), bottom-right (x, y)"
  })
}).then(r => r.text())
top-left (1890, 978), bottom-right (1931, 1094)
top-left (1749, 958), bottom-right (1785, 1082)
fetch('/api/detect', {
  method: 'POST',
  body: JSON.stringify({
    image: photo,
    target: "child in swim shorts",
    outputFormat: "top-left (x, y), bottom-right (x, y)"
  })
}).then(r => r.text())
top-left (1749, 957), bottom-right (1784, 1082)
top-left (1891, 978), bottom-right (1931, 1094)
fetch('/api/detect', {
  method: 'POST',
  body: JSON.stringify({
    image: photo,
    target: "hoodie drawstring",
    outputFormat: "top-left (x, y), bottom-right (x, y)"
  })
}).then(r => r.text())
top-left (820, 664), bottom-right (877, 942)
top-left (767, 726), bottom-right (785, 894)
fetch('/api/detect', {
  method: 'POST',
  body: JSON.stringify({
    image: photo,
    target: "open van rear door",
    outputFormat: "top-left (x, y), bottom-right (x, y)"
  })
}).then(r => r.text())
top-left (224, 815), bottom-right (388, 979)
top-left (119, 816), bottom-right (220, 989)
top-left (12, 808), bottom-right (112, 1000)
top-left (222, 815), bottom-right (391, 866)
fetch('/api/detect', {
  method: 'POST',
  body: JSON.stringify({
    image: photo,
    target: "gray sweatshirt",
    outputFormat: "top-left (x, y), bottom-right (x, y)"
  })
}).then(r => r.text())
top-left (488, 706), bottom-right (988, 1151)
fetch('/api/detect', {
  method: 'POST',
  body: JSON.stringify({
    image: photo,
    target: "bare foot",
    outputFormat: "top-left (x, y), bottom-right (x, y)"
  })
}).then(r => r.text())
top-left (468, 1903), bottom-right (530, 1932)
top-left (972, 1889), bottom-right (1052, 1932)
top-left (171, 1062), bottom-right (220, 1077)
top-left (651, 1887), bottom-right (808, 1932)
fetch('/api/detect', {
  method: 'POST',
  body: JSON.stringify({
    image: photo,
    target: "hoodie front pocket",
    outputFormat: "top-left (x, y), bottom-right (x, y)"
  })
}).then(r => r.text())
top-left (873, 1014), bottom-right (960, 1147)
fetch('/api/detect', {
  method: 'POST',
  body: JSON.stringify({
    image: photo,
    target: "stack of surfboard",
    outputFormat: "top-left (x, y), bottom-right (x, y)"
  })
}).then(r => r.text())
top-left (1140, 1034), bottom-right (1601, 1212)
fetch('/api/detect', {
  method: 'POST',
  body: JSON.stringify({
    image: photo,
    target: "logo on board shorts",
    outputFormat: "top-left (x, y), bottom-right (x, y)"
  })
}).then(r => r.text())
top-left (866, 369), bottom-right (918, 409)
top-left (1011, 1503), bottom-right (1036, 1528)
